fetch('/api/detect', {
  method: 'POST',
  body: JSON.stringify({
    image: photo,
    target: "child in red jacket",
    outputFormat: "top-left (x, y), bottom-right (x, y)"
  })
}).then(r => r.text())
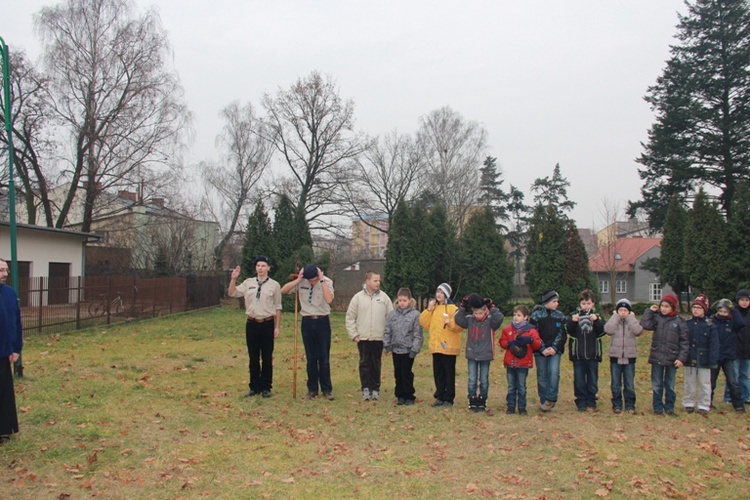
top-left (500, 305), bottom-right (542, 414)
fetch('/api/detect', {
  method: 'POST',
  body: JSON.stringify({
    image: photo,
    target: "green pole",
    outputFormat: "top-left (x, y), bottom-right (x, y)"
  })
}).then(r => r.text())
top-left (0, 36), bottom-right (19, 293)
top-left (1, 36), bottom-right (22, 377)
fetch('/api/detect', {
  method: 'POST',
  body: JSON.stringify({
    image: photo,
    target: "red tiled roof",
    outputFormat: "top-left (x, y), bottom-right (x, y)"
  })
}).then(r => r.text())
top-left (589, 238), bottom-right (661, 273)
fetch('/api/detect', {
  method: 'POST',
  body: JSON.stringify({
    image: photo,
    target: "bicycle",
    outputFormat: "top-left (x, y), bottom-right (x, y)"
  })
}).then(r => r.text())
top-left (88, 292), bottom-right (125, 317)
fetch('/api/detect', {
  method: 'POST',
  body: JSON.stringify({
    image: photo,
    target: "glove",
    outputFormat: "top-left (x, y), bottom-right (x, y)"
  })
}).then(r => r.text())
top-left (508, 340), bottom-right (519, 348)
top-left (460, 296), bottom-right (471, 313)
top-left (483, 298), bottom-right (495, 309)
top-left (516, 335), bottom-right (534, 346)
top-left (509, 344), bottom-right (527, 358)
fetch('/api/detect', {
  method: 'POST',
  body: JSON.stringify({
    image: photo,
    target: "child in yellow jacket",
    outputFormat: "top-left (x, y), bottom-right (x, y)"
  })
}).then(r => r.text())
top-left (420, 283), bottom-right (463, 407)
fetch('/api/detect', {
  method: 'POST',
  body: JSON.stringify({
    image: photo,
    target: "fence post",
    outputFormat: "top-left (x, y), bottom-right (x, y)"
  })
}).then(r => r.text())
top-left (106, 275), bottom-right (112, 325)
top-left (37, 277), bottom-right (44, 334)
top-left (75, 276), bottom-right (81, 330)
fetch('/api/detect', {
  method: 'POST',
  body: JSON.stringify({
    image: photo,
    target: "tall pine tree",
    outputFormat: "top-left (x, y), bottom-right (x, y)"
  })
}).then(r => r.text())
top-left (240, 200), bottom-right (276, 279)
top-left (455, 207), bottom-right (513, 308)
top-left (273, 194), bottom-right (314, 308)
top-left (478, 156), bottom-right (510, 231)
top-left (683, 188), bottom-right (730, 298)
top-left (525, 204), bottom-right (567, 305)
top-left (660, 195), bottom-right (689, 309)
top-left (561, 220), bottom-right (597, 313)
top-left (635, 0), bottom-right (750, 229)
top-left (727, 182), bottom-right (750, 290)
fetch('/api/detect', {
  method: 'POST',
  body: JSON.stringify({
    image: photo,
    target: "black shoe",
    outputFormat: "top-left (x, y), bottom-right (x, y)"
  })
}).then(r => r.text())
top-left (262, 390), bottom-right (272, 398)
top-left (245, 389), bottom-right (259, 397)
top-left (397, 397), bottom-right (405, 406)
top-left (518, 409), bottom-right (528, 415)
top-left (613, 408), bottom-right (622, 414)
top-left (404, 399), bottom-right (415, 406)
top-left (432, 399), bottom-right (444, 407)
top-left (477, 397), bottom-right (487, 411)
top-left (0, 435), bottom-right (10, 445)
top-left (577, 407), bottom-right (587, 412)
top-left (468, 396), bottom-right (478, 412)
top-left (443, 401), bottom-right (454, 407)
top-left (323, 392), bottom-right (335, 401)
top-left (735, 406), bottom-right (746, 413)
top-left (685, 407), bottom-right (694, 414)
top-left (665, 410), bottom-right (677, 417)
top-left (304, 392), bottom-right (318, 400)
top-left (506, 408), bottom-right (516, 414)
top-left (654, 410), bottom-right (664, 416)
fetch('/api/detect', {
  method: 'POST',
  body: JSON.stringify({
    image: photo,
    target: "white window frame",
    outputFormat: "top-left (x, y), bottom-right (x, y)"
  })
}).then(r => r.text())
top-left (599, 280), bottom-right (609, 294)
top-left (649, 282), bottom-right (662, 302)
top-left (616, 280), bottom-right (627, 294)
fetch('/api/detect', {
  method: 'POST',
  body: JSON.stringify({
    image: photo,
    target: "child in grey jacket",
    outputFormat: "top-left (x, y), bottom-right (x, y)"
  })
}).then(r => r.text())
top-left (384, 288), bottom-right (424, 406)
top-left (604, 299), bottom-right (643, 414)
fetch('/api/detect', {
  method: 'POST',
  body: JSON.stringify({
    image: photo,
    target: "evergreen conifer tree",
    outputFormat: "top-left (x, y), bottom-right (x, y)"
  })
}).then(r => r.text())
top-left (727, 182), bottom-right (750, 290)
top-left (561, 220), bottom-right (596, 312)
top-left (240, 200), bottom-right (276, 279)
top-left (683, 189), bottom-right (730, 298)
top-left (660, 195), bottom-right (689, 308)
top-left (525, 204), bottom-right (567, 305)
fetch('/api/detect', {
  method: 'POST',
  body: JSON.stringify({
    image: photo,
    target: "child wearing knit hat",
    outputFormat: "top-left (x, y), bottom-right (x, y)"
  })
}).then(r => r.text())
top-left (709, 298), bottom-right (746, 413)
top-left (640, 293), bottom-right (689, 415)
top-left (419, 283), bottom-right (463, 407)
top-left (604, 298), bottom-right (643, 414)
top-left (734, 289), bottom-right (750, 404)
top-left (683, 295), bottom-right (719, 416)
top-left (530, 289), bottom-right (567, 412)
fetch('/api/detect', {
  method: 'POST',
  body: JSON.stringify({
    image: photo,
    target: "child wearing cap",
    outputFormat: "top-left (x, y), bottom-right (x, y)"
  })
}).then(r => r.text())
top-left (734, 289), bottom-right (750, 404)
top-left (499, 305), bottom-right (542, 415)
top-left (454, 294), bottom-right (504, 412)
top-left (566, 289), bottom-right (606, 412)
top-left (640, 293), bottom-right (689, 416)
top-left (709, 298), bottom-right (746, 413)
top-left (420, 283), bottom-right (464, 407)
top-left (683, 295), bottom-right (719, 416)
top-left (604, 298), bottom-right (643, 414)
top-left (530, 289), bottom-right (567, 412)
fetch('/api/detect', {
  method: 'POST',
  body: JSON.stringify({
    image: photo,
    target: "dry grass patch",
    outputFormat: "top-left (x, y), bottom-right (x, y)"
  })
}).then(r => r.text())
top-left (1, 307), bottom-right (749, 498)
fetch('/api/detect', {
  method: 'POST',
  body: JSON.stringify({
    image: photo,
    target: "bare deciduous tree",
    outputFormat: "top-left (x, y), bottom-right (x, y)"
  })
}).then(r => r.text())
top-left (0, 51), bottom-right (57, 226)
top-left (35, 0), bottom-right (191, 231)
top-left (341, 130), bottom-right (425, 234)
top-left (417, 106), bottom-right (487, 232)
top-left (201, 100), bottom-right (272, 268)
top-left (262, 71), bottom-right (365, 231)
top-left (597, 198), bottom-right (627, 304)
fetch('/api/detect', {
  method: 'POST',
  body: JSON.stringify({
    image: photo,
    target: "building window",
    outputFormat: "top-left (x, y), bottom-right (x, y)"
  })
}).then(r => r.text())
top-left (599, 280), bottom-right (609, 294)
top-left (649, 283), bottom-right (662, 302)
top-left (616, 280), bottom-right (627, 293)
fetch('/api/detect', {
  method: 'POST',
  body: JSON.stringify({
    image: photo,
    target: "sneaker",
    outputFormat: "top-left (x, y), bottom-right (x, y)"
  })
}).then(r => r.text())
top-left (371, 390), bottom-right (380, 401)
top-left (443, 401), bottom-right (454, 407)
top-left (506, 408), bottom-right (516, 414)
top-left (0, 435), bottom-right (10, 445)
top-left (262, 390), bottom-right (272, 398)
top-left (323, 392), bottom-right (335, 401)
top-left (432, 399), bottom-right (444, 407)
top-left (362, 388), bottom-right (371, 401)
top-left (735, 406), bottom-right (746, 413)
top-left (518, 409), bottom-right (528, 415)
top-left (403, 399), bottom-right (415, 406)
top-left (477, 397), bottom-right (487, 411)
top-left (304, 392), bottom-right (318, 400)
top-left (654, 410), bottom-right (664, 416)
top-left (245, 390), bottom-right (259, 398)
top-left (468, 396), bottom-right (478, 412)
top-left (577, 407), bottom-right (587, 412)
top-left (665, 410), bottom-right (677, 417)
top-left (397, 397), bottom-right (405, 406)
top-left (684, 407), bottom-right (694, 414)
top-left (697, 409), bottom-right (709, 417)
top-left (613, 408), bottom-right (622, 414)
top-left (626, 408), bottom-right (636, 415)
top-left (540, 400), bottom-right (556, 412)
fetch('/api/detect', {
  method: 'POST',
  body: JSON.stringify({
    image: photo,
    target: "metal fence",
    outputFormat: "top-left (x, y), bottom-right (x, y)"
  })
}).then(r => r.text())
top-left (17, 274), bottom-right (225, 336)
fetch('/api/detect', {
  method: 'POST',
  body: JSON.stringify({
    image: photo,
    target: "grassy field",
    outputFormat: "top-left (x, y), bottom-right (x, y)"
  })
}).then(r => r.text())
top-left (2, 306), bottom-right (750, 499)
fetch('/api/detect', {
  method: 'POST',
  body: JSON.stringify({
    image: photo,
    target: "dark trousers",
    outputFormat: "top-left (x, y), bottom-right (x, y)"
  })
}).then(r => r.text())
top-left (610, 360), bottom-right (636, 411)
top-left (0, 359), bottom-right (19, 436)
top-left (392, 353), bottom-right (416, 400)
top-left (246, 319), bottom-right (275, 392)
top-left (711, 359), bottom-right (743, 409)
top-left (432, 353), bottom-right (457, 403)
top-left (573, 359), bottom-right (599, 409)
top-left (506, 367), bottom-right (529, 411)
top-left (301, 316), bottom-right (333, 394)
top-left (357, 340), bottom-right (383, 391)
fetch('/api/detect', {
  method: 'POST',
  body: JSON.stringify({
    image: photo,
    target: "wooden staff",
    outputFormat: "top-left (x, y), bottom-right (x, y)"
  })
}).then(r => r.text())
top-left (289, 265), bottom-right (300, 399)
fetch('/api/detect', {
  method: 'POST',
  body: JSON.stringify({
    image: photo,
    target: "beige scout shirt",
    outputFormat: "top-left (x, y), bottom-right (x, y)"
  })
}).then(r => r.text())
top-left (345, 289), bottom-right (393, 341)
top-left (294, 277), bottom-right (334, 317)
top-left (230, 277), bottom-right (282, 319)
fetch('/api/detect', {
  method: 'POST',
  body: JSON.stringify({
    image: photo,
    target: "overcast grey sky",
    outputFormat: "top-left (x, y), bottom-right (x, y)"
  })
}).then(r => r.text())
top-left (2, 0), bottom-right (688, 229)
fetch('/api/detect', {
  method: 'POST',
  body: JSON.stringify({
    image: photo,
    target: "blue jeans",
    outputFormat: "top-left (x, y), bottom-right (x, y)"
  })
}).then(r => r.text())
top-left (651, 364), bottom-right (677, 413)
top-left (610, 360), bottom-right (636, 411)
top-left (301, 316), bottom-right (332, 394)
top-left (467, 359), bottom-right (491, 399)
top-left (573, 359), bottom-right (599, 409)
top-left (506, 367), bottom-right (528, 411)
top-left (723, 358), bottom-right (750, 403)
top-left (535, 353), bottom-right (561, 404)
